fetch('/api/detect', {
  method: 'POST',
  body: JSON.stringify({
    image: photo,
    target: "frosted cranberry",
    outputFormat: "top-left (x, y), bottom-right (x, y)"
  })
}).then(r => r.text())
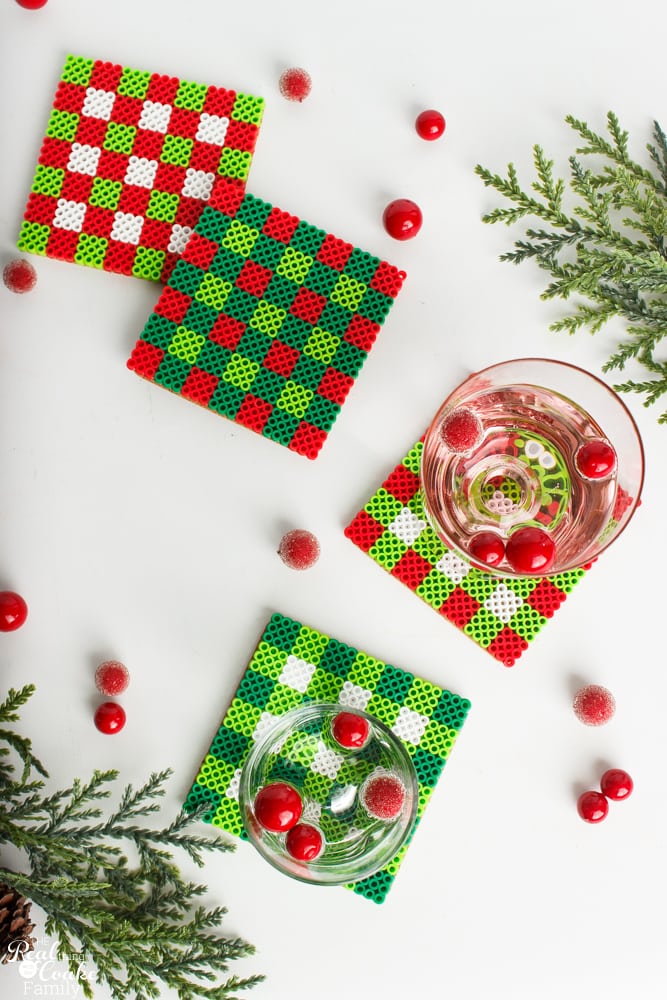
top-left (94, 702), bottom-right (126, 735)
top-left (278, 529), bottom-right (320, 569)
top-left (95, 661), bottom-right (130, 697)
top-left (506, 526), bottom-right (556, 573)
top-left (285, 823), bottom-right (324, 861)
top-left (331, 711), bottom-right (370, 749)
top-left (254, 782), bottom-right (302, 832)
top-left (573, 684), bottom-right (615, 726)
top-left (439, 407), bottom-right (483, 453)
top-left (3, 259), bottom-right (37, 293)
top-left (600, 768), bottom-right (633, 801)
top-left (278, 67), bottom-right (312, 102)
top-left (575, 440), bottom-right (617, 479)
top-left (361, 773), bottom-right (405, 821)
top-left (0, 591), bottom-right (28, 631)
top-left (469, 532), bottom-right (505, 567)
top-left (415, 109), bottom-right (446, 140)
top-left (382, 199), bottom-right (423, 241)
top-left (577, 790), bottom-right (609, 823)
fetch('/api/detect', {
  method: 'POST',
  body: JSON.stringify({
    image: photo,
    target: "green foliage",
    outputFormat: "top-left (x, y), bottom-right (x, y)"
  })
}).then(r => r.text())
top-left (475, 112), bottom-right (667, 422)
top-left (0, 686), bottom-right (263, 1000)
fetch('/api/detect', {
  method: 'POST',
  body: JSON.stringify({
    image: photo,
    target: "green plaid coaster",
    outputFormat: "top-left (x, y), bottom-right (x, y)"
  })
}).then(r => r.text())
top-left (185, 613), bottom-right (471, 904)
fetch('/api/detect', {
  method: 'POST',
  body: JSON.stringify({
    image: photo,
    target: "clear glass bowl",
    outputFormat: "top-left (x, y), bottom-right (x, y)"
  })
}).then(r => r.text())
top-left (238, 703), bottom-right (418, 886)
top-left (421, 358), bottom-right (645, 577)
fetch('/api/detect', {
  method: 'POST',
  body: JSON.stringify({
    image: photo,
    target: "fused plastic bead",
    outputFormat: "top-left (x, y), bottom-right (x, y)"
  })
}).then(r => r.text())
top-left (278, 68), bottom-right (312, 102)
top-left (577, 790), bottom-right (608, 823)
top-left (285, 823), bottom-right (324, 861)
top-left (573, 684), bottom-right (615, 726)
top-left (95, 660), bottom-right (130, 696)
top-left (331, 711), bottom-right (370, 749)
top-left (382, 199), bottom-right (422, 241)
top-left (254, 782), bottom-right (303, 832)
top-left (94, 702), bottom-right (126, 734)
top-left (3, 259), bottom-right (37, 293)
top-left (0, 591), bottom-right (28, 631)
top-left (600, 768), bottom-right (633, 801)
top-left (415, 109), bottom-right (446, 140)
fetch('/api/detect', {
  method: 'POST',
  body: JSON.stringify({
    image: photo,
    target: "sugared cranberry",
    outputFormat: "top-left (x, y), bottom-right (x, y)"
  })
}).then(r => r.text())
top-left (361, 773), bottom-right (405, 821)
top-left (439, 407), bottom-right (483, 453)
top-left (382, 199), bottom-right (423, 241)
top-left (575, 440), bottom-right (617, 479)
top-left (505, 526), bottom-right (556, 574)
top-left (278, 68), bottom-right (312, 102)
top-left (254, 782), bottom-right (302, 833)
top-left (278, 529), bottom-right (320, 569)
top-left (600, 768), bottom-right (633, 801)
top-left (95, 661), bottom-right (130, 697)
top-left (285, 823), bottom-right (324, 861)
top-left (415, 109), bottom-right (446, 140)
top-left (3, 258), bottom-right (37, 293)
top-left (331, 711), bottom-right (370, 749)
top-left (469, 532), bottom-right (505, 567)
top-left (577, 790), bottom-right (609, 823)
top-left (94, 702), bottom-right (126, 735)
top-left (573, 685), bottom-right (615, 726)
top-left (0, 591), bottom-right (28, 631)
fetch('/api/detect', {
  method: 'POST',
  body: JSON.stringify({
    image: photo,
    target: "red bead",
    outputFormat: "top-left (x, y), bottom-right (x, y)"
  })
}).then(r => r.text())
top-left (415, 109), bottom-right (446, 140)
top-left (254, 782), bottom-right (303, 833)
top-left (600, 768), bottom-right (633, 801)
top-left (575, 439), bottom-right (617, 479)
top-left (469, 532), bottom-right (505, 567)
top-left (278, 529), bottom-right (320, 570)
top-left (3, 259), bottom-right (37, 293)
top-left (94, 702), bottom-right (126, 735)
top-left (95, 661), bottom-right (130, 697)
top-left (278, 68), bottom-right (312, 102)
top-left (285, 823), bottom-right (324, 861)
top-left (382, 199), bottom-right (423, 241)
top-left (0, 591), bottom-right (28, 631)
top-left (440, 407), bottom-right (483, 453)
top-left (577, 790), bottom-right (609, 823)
top-left (331, 711), bottom-right (370, 749)
top-left (15, 0), bottom-right (48, 7)
top-left (573, 684), bottom-right (616, 726)
top-left (505, 526), bottom-right (556, 574)
top-left (361, 773), bottom-right (405, 821)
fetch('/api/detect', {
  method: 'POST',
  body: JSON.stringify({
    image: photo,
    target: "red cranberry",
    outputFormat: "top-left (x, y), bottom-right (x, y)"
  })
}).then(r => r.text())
top-left (0, 591), bottom-right (29, 631)
top-left (331, 711), bottom-right (370, 749)
top-left (94, 702), bottom-right (126, 735)
top-left (278, 67), bottom-right (312, 103)
top-left (577, 790), bottom-right (609, 823)
top-left (361, 773), bottom-right (405, 820)
top-left (254, 782), bottom-right (302, 832)
top-left (382, 199), bottom-right (423, 241)
top-left (415, 109), bottom-right (446, 140)
top-left (469, 532), bottom-right (505, 567)
top-left (278, 529), bottom-right (320, 570)
top-left (600, 768), bottom-right (633, 801)
top-left (575, 440), bottom-right (617, 479)
top-left (285, 823), bottom-right (324, 861)
top-left (3, 259), bottom-right (37, 292)
top-left (95, 661), bottom-right (130, 697)
top-left (439, 407), bottom-right (483, 453)
top-left (573, 685), bottom-right (615, 726)
top-left (506, 526), bottom-right (556, 574)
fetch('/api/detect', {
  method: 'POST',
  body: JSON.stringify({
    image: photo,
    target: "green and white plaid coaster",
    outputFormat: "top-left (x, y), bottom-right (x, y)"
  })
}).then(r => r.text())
top-left (185, 613), bottom-right (471, 904)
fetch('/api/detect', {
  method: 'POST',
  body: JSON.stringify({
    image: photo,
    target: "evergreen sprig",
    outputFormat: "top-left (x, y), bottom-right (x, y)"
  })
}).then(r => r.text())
top-left (0, 685), bottom-right (263, 1000)
top-left (475, 112), bottom-right (667, 422)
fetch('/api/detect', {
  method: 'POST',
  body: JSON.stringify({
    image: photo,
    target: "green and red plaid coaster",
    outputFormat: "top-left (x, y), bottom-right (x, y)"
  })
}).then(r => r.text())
top-left (184, 613), bottom-right (470, 904)
top-left (344, 439), bottom-right (589, 667)
top-left (18, 55), bottom-right (264, 282)
top-left (127, 176), bottom-right (406, 457)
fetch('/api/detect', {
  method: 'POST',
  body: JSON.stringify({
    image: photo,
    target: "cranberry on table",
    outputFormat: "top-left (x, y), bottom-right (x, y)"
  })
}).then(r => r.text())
top-left (505, 526), bottom-right (556, 574)
top-left (382, 199), bottom-right (423, 241)
top-left (361, 773), bottom-right (405, 821)
top-left (573, 684), bottom-right (616, 726)
top-left (440, 407), bottom-right (483, 453)
top-left (600, 768), bottom-right (633, 801)
top-left (254, 782), bottom-right (303, 832)
top-left (278, 529), bottom-right (320, 570)
top-left (0, 591), bottom-right (28, 631)
top-left (3, 259), bottom-right (37, 293)
top-left (278, 67), bottom-right (312, 102)
top-left (469, 532), bottom-right (505, 567)
top-left (285, 823), bottom-right (324, 862)
top-left (577, 790), bottom-right (609, 823)
top-left (94, 702), bottom-right (126, 735)
top-left (415, 109), bottom-right (446, 140)
top-left (95, 661), bottom-right (130, 697)
top-left (575, 439), bottom-right (616, 480)
top-left (15, 0), bottom-right (49, 8)
top-left (331, 711), bottom-right (370, 749)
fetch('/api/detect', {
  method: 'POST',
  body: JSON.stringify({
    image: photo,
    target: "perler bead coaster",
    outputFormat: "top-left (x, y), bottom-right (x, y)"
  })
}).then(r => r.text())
top-left (185, 613), bottom-right (470, 904)
top-left (344, 439), bottom-right (589, 667)
top-left (17, 55), bottom-right (264, 283)
top-left (127, 176), bottom-right (406, 458)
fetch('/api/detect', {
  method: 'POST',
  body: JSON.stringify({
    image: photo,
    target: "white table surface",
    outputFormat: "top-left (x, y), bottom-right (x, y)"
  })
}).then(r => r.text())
top-left (1, 2), bottom-right (665, 998)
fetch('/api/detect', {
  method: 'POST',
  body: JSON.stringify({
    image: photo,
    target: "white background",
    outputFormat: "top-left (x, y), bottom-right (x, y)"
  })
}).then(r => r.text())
top-left (1, 1), bottom-right (665, 998)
